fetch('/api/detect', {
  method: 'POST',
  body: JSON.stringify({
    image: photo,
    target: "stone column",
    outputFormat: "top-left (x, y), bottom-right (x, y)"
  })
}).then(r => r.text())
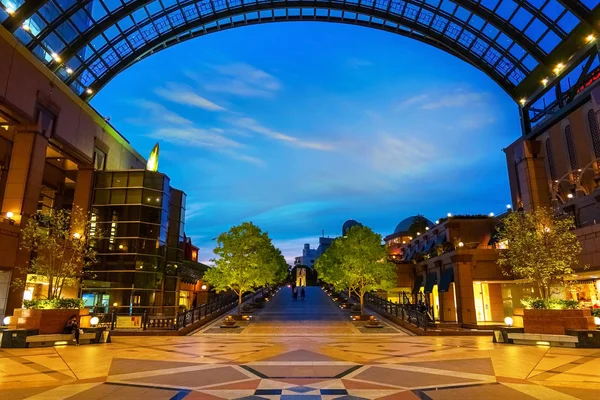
top-left (71, 165), bottom-right (95, 235)
top-left (2, 128), bottom-right (48, 315)
top-left (452, 254), bottom-right (477, 325)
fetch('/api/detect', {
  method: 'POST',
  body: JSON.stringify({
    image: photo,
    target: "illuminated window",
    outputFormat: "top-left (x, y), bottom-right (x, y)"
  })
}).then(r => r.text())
top-left (565, 125), bottom-right (578, 171)
top-left (588, 110), bottom-right (600, 160)
top-left (545, 138), bottom-right (557, 180)
top-left (93, 147), bottom-right (106, 170)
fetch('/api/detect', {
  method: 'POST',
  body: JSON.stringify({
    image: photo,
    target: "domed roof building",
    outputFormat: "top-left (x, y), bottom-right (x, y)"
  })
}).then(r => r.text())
top-left (342, 219), bottom-right (363, 236)
top-left (393, 216), bottom-right (435, 235)
top-left (384, 215), bottom-right (434, 243)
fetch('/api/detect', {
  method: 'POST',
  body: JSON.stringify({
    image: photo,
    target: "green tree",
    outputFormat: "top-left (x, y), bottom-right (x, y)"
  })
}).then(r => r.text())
top-left (14, 207), bottom-right (98, 300)
top-left (497, 207), bottom-right (583, 300)
top-left (203, 222), bottom-right (283, 313)
top-left (408, 214), bottom-right (429, 238)
top-left (316, 225), bottom-right (396, 313)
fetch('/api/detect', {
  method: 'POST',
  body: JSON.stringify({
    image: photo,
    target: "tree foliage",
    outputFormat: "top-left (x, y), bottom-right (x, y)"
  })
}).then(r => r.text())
top-left (203, 222), bottom-right (286, 312)
top-left (315, 225), bottom-right (396, 313)
top-left (14, 207), bottom-right (98, 300)
top-left (497, 207), bottom-right (583, 300)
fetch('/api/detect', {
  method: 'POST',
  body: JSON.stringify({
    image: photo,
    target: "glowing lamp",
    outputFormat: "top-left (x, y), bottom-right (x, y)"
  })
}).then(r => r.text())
top-left (458, 242), bottom-right (464, 248)
top-left (22, 22), bottom-right (30, 31)
top-left (587, 34), bottom-right (596, 43)
top-left (425, 227), bottom-right (429, 231)
top-left (567, 193), bottom-right (574, 199)
top-left (85, 88), bottom-right (93, 94)
top-left (594, 316), bottom-right (600, 326)
top-left (447, 213), bottom-right (452, 217)
top-left (489, 212), bottom-right (494, 217)
top-left (5, 211), bottom-right (14, 219)
top-left (51, 53), bottom-right (61, 62)
top-left (504, 316), bottom-right (514, 327)
top-left (519, 98), bottom-right (526, 105)
top-left (435, 220), bottom-right (439, 224)
top-left (416, 232), bottom-right (420, 236)
top-left (113, 302), bottom-right (118, 307)
top-left (73, 232), bottom-right (81, 239)
top-left (3, 316), bottom-right (10, 325)
top-left (90, 316), bottom-right (99, 326)
top-left (541, 78), bottom-right (548, 86)
top-left (118, 244), bottom-right (124, 250)
top-left (6, 7), bottom-right (15, 15)
top-left (66, 67), bottom-right (73, 74)
top-left (201, 284), bottom-right (207, 290)
top-left (506, 204), bottom-right (512, 209)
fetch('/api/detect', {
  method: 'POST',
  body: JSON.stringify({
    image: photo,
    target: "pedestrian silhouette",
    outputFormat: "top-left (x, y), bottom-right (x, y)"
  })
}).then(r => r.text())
top-left (300, 287), bottom-right (306, 300)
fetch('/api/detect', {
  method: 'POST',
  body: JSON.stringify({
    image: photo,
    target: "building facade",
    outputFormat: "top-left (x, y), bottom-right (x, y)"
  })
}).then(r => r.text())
top-left (505, 73), bottom-right (600, 309)
top-left (0, 23), bottom-right (203, 320)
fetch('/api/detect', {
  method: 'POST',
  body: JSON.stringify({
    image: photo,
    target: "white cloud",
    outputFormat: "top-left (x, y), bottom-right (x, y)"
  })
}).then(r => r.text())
top-left (149, 127), bottom-right (242, 149)
top-left (192, 63), bottom-right (282, 98)
top-left (155, 83), bottom-right (226, 111)
top-left (347, 57), bottom-right (374, 68)
top-left (395, 89), bottom-right (488, 111)
top-left (133, 100), bottom-right (192, 125)
top-left (229, 116), bottom-right (334, 151)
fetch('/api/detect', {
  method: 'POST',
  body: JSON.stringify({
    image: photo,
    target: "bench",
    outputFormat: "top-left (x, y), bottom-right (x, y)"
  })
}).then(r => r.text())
top-left (25, 332), bottom-right (98, 347)
top-left (506, 332), bottom-right (579, 347)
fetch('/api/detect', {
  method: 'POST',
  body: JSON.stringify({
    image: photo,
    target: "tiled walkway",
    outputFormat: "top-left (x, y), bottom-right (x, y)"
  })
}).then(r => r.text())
top-left (1, 288), bottom-right (599, 399)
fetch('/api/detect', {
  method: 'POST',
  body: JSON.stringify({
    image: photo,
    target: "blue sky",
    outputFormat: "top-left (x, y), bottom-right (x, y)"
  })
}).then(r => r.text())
top-left (91, 21), bottom-right (521, 263)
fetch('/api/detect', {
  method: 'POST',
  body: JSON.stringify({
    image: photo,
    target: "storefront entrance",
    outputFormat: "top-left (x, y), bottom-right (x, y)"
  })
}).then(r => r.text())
top-left (473, 282), bottom-right (492, 322)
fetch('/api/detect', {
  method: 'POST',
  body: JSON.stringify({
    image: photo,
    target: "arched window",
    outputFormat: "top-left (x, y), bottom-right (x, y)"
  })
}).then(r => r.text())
top-left (565, 125), bottom-right (578, 171)
top-left (545, 138), bottom-right (557, 180)
top-left (588, 110), bottom-right (600, 159)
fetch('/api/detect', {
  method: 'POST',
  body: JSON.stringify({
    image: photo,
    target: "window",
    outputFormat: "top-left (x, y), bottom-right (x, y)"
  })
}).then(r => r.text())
top-left (588, 110), bottom-right (600, 160)
top-left (93, 147), bottom-right (106, 170)
top-left (565, 125), bottom-right (578, 171)
top-left (545, 138), bottom-right (557, 180)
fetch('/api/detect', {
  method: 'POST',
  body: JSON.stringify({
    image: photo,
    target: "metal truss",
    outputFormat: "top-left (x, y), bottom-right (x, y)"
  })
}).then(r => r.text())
top-left (0, 0), bottom-right (597, 104)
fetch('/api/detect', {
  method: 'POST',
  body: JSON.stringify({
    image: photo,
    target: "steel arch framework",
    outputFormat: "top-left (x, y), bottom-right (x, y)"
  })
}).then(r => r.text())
top-left (0, 0), bottom-right (599, 102)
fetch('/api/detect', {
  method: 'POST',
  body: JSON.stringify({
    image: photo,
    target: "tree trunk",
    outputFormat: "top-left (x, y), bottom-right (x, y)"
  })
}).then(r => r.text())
top-left (536, 282), bottom-right (544, 299)
top-left (360, 293), bottom-right (364, 315)
top-left (238, 291), bottom-right (243, 315)
top-left (48, 276), bottom-right (55, 300)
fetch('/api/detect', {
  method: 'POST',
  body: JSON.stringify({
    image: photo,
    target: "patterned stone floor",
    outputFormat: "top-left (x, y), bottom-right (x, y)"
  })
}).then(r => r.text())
top-left (1, 288), bottom-right (599, 399)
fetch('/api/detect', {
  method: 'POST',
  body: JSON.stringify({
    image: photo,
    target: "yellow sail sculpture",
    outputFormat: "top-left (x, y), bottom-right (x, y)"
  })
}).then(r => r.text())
top-left (146, 143), bottom-right (159, 172)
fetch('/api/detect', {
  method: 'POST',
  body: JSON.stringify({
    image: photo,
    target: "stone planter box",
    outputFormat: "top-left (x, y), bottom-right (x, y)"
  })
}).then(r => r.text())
top-left (8, 308), bottom-right (90, 334)
top-left (523, 309), bottom-right (596, 335)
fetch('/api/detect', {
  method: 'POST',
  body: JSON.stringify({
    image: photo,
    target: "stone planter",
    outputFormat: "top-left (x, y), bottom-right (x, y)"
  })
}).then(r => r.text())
top-left (8, 308), bottom-right (89, 334)
top-left (523, 309), bottom-right (596, 335)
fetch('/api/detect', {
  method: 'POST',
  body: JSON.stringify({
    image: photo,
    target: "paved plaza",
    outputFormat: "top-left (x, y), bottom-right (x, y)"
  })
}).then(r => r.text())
top-left (1, 287), bottom-right (599, 399)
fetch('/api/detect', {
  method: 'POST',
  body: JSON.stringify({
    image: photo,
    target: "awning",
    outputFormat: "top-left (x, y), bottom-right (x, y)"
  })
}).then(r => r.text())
top-left (412, 275), bottom-right (424, 294)
top-left (438, 267), bottom-right (454, 292)
top-left (424, 272), bottom-right (437, 293)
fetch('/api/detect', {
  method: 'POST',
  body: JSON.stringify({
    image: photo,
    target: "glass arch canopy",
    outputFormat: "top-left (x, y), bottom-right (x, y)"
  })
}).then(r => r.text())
top-left (1, 0), bottom-right (598, 101)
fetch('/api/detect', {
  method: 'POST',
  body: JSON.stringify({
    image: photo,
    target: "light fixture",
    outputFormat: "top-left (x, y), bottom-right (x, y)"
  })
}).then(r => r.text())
top-left (435, 220), bottom-right (439, 224)
top-left (2, 316), bottom-right (10, 325)
top-left (66, 67), bottom-right (73, 74)
top-left (587, 34), bottom-right (596, 43)
top-left (85, 88), bottom-right (93, 95)
top-left (113, 302), bottom-right (118, 307)
top-left (536, 341), bottom-right (551, 346)
top-left (504, 316), bottom-right (514, 327)
top-left (22, 22), bottom-right (30, 31)
top-left (409, 236), bottom-right (413, 240)
top-left (6, 7), bottom-right (15, 15)
top-left (519, 98), bottom-right (526, 106)
top-left (51, 53), bottom-right (61, 62)
top-left (544, 227), bottom-right (551, 233)
top-left (90, 316), bottom-right (99, 326)
top-left (506, 204), bottom-right (512, 209)
top-left (489, 212), bottom-right (495, 217)
top-left (447, 213), bottom-right (452, 217)
top-left (567, 193), bottom-right (574, 199)
top-left (553, 63), bottom-right (564, 74)
top-left (595, 316), bottom-right (600, 325)
top-left (402, 241), bottom-right (406, 244)
top-left (201, 284), bottom-right (207, 290)
top-left (118, 244), bottom-right (124, 250)
top-left (425, 227), bottom-right (429, 231)
top-left (416, 232), bottom-right (421, 236)
top-left (5, 211), bottom-right (14, 219)
top-left (73, 232), bottom-right (81, 239)
top-left (458, 242), bottom-right (464, 248)
top-left (541, 78), bottom-right (548, 86)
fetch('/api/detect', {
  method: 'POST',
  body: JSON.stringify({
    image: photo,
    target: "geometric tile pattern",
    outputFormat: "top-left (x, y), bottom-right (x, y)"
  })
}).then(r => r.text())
top-left (0, 287), bottom-right (599, 399)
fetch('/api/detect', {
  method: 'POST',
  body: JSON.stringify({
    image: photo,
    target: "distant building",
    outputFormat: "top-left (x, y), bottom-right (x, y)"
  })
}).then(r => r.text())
top-left (293, 220), bottom-right (360, 267)
top-left (294, 243), bottom-right (318, 267)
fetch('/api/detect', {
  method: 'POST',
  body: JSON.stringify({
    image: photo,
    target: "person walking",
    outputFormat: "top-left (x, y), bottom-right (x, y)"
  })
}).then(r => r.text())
top-left (293, 285), bottom-right (298, 301)
top-left (300, 287), bottom-right (306, 301)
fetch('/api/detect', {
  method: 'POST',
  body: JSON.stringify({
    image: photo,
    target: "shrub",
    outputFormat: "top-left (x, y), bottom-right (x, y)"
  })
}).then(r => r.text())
top-left (592, 308), bottom-right (600, 318)
top-left (22, 298), bottom-right (84, 309)
top-left (521, 297), bottom-right (580, 310)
